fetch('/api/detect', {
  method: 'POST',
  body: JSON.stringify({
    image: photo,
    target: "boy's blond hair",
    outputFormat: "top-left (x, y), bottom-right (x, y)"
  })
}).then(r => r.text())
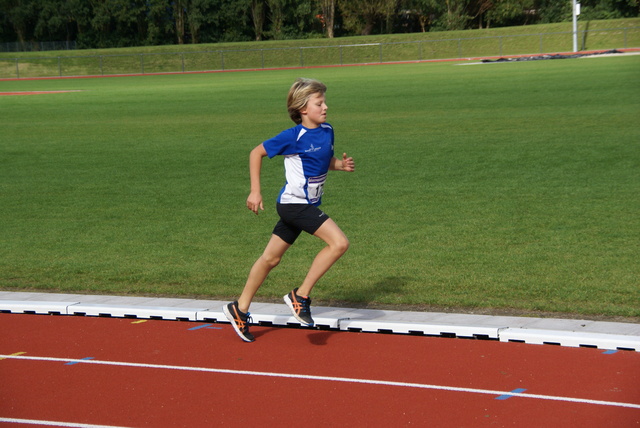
top-left (287, 78), bottom-right (327, 124)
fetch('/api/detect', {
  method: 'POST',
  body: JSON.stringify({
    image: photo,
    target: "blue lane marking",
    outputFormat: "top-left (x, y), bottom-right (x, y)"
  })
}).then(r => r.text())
top-left (65, 357), bottom-right (94, 366)
top-left (496, 388), bottom-right (527, 400)
top-left (189, 324), bottom-right (212, 331)
top-left (602, 350), bottom-right (618, 355)
top-left (188, 323), bottom-right (222, 331)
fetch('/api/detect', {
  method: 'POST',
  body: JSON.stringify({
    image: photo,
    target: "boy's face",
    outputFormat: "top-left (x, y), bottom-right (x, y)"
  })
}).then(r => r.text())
top-left (300, 92), bottom-right (327, 128)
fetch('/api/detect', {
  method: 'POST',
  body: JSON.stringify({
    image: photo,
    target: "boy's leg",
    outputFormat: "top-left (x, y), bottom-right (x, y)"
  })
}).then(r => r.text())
top-left (296, 218), bottom-right (349, 297)
top-left (237, 234), bottom-right (291, 313)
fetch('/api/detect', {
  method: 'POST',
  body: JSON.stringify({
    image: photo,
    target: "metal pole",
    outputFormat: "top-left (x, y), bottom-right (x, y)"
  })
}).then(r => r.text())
top-left (540, 34), bottom-right (543, 53)
top-left (572, 0), bottom-right (578, 52)
top-left (624, 27), bottom-right (627, 48)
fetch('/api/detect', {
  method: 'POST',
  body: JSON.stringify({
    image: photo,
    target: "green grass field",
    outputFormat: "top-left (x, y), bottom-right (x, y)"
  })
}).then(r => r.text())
top-left (1, 54), bottom-right (639, 319)
top-left (1, 18), bottom-right (639, 79)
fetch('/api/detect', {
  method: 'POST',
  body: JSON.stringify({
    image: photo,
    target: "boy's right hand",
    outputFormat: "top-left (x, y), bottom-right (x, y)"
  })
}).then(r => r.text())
top-left (246, 192), bottom-right (264, 215)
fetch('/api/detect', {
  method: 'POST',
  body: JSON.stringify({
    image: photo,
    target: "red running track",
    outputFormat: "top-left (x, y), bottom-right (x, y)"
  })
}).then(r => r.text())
top-left (1, 313), bottom-right (638, 427)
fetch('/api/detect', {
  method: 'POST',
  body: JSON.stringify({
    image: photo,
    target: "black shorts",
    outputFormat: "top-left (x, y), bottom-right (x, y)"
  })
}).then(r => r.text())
top-left (273, 203), bottom-right (330, 245)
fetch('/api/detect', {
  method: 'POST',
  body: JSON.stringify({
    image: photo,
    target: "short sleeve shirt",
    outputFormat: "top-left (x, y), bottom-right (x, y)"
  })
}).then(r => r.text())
top-left (262, 123), bottom-right (334, 206)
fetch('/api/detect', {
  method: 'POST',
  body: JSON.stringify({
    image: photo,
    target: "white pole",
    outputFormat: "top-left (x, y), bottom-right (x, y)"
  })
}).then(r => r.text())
top-left (572, 0), bottom-right (578, 52)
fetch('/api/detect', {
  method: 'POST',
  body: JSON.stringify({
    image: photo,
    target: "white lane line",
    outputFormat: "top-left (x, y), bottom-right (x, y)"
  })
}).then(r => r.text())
top-left (0, 417), bottom-right (130, 427)
top-left (3, 354), bottom-right (639, 410)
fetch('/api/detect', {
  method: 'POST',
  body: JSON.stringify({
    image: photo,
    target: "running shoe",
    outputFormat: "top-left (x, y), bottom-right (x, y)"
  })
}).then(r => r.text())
top-left (284, 288), bottom-right (314, 326)
top-left (223, 301), bottom-right (255, 342)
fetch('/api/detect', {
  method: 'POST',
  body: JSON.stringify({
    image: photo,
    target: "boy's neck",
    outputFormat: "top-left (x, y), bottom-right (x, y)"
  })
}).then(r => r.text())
top-left (301, 119), bottom-right (324, 129)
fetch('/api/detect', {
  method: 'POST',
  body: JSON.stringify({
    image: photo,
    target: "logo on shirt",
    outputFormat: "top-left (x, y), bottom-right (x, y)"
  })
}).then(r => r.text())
top-left (305, 144), bottom-right (322, 153)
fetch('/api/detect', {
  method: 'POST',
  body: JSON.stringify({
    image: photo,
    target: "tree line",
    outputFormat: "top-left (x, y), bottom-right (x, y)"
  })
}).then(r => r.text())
top-left (1, 0), bottom-right (638, 49)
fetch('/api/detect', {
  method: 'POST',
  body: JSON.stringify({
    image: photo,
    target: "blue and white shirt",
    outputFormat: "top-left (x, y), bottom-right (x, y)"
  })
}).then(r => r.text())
top-left (263, 123), bottom-right (334, 206)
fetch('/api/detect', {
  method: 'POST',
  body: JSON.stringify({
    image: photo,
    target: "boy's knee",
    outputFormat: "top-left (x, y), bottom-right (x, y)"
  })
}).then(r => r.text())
top-left (261, 254), bottom-right (281, 269)
top-left (334, 237), bottom-right (350, 255)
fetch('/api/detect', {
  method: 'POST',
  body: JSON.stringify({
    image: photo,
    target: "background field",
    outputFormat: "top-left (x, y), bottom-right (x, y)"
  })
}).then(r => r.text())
top-left (1, 18), bottom-right (639, 79)
top-left (1, 54), bottom-right (639, 319)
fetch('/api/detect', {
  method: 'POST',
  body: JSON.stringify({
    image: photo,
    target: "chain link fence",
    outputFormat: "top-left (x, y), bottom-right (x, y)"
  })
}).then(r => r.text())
top-left (0, 40), bottom-right (77, 53)
top-left (1, 27), bottom-right (638, 79)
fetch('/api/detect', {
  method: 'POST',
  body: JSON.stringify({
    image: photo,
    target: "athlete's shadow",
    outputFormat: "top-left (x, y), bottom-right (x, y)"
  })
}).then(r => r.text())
top-left (307, 330), bottom-right (340, 346)
top-left (249, 326), bottom-right (337, 345)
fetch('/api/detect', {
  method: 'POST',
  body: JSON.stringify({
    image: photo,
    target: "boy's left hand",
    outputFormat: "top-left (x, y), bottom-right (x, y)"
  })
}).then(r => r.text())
top-left (341, 153), bottom-right (355, 172)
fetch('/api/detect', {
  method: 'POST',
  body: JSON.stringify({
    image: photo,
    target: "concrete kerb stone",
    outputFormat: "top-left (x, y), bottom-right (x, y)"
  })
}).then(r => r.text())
top-left (0, 291), bottom-right (638, 351)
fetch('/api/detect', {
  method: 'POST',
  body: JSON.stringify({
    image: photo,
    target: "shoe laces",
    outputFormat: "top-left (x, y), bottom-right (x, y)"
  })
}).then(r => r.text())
top-left (298, 297), bottom-right (311, 315)
top-left (242, 313), bottom-right (253, 332)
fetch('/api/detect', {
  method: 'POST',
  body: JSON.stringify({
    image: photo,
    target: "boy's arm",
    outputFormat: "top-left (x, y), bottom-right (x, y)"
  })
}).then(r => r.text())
top-left (330, 152), bottom-right (355, 172)
top-left (247, 143), bottom-right (268, 214)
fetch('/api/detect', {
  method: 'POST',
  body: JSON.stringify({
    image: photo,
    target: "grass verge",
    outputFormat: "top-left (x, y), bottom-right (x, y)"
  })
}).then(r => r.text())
top-left (1, 53), bottom-right (639, 319)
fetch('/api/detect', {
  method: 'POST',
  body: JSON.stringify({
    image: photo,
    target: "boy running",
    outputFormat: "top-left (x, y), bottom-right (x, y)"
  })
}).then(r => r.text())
top-left (223, 78), bottom-right (355, 342)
